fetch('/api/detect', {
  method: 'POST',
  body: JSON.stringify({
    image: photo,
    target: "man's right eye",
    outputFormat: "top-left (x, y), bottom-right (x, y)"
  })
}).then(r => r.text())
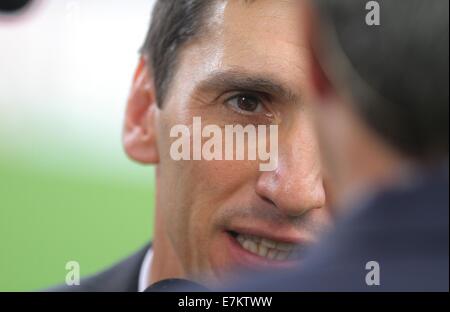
top-left (224, 93), bottom-right (268, 115)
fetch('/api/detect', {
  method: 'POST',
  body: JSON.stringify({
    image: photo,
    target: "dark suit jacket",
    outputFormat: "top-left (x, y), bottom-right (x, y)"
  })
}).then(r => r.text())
top-left (48, 244), bottom-right (150, 292)
top-left (227, 164), bottom-right (449, 291)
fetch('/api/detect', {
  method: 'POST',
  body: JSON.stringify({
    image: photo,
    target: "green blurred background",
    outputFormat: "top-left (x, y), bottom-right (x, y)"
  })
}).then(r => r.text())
top-left (0, 0), bottom-right (156, 291)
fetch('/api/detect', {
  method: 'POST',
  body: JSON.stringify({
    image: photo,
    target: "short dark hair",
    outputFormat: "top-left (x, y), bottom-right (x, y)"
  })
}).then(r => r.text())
top-left (140, 0), bottom-right (217, 106)
top-left (314, 0), bottom-right (449, 161)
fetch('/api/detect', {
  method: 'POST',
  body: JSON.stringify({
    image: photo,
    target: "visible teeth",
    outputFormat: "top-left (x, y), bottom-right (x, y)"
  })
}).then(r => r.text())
top-left (276, 242), bottom-right (295, 252)
top-left (275, 251), bottom-right (289, 261)
top-left (267, 249), bottom-right (277, 260)
top-left (258, 244), bottom-right (268, 257)
top-left (235, 233), bottom-right (297, 261)
top-left (261, 238), bottom-right (277, 248)
top-left (243, 239), bottom-right (258, 254)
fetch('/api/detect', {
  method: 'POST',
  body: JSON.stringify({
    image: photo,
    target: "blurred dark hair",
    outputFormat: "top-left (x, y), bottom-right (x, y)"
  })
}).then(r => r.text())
top-left (0, 0), bottom-right (32, 13)
top-left (140, 0), bottom-right (216, 106)
top-left (314, 0), bottom-right (449, 162)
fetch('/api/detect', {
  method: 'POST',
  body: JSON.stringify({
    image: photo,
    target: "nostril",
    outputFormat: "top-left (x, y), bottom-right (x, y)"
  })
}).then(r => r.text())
top-left (260, 195), bottom-right (276, 207)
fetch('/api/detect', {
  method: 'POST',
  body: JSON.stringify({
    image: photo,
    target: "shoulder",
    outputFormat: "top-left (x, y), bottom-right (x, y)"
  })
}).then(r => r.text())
top-left (47, 243), bottom-right (151, 292)
top-left (292, 167), bottom-right (449, 291)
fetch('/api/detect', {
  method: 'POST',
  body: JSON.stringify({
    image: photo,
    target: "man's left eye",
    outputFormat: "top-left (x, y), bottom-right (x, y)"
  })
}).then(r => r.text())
top-left (225, 94), bottom-right (266, 114)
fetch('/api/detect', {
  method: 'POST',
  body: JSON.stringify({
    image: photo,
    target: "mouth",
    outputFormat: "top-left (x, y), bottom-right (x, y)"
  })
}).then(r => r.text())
top-left (226, 229), bottom-right (306, 264)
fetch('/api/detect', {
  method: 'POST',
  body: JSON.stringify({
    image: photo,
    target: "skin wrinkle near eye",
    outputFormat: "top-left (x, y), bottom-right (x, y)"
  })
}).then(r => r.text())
top-left (188, 90), bottom-right (279, 126)
top-left (184, 70), bottom-right (302, 126)
top-left (194, 70), bottom-right (299, 104)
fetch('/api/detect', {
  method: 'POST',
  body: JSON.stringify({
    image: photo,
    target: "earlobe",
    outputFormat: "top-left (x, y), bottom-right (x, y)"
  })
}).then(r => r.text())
top-left (123, 57), bottom-right (160, 164)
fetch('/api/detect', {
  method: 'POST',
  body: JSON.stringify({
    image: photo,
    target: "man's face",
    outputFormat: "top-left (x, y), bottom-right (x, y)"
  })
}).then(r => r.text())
top-left (149, 0), bottom-right (329, 283)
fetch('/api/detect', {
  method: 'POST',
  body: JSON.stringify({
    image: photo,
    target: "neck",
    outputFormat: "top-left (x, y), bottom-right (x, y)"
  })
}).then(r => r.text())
top-left (149, 173), bottom-right (185, 284)
top-left (149, 220), bottom-right (185, 284)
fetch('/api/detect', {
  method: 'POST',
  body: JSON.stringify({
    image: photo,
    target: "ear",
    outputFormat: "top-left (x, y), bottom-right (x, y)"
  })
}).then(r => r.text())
top-left (123, 57), bottom-right (160, 164)
top-left (301, 0), bottom-right (333, 100)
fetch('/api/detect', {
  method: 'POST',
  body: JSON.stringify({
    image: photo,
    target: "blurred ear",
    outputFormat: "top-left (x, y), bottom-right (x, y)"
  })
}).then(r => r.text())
top-left (123, 57), bottom-right (159, 164)
top-left (309, 47), bottom-right (333, 100)
top-left (301, 0), bottom-right (333, 100)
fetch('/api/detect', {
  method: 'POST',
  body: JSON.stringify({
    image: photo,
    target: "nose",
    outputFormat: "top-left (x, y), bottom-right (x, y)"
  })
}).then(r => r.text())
top-left (255, 117), bottom-right (326, 217)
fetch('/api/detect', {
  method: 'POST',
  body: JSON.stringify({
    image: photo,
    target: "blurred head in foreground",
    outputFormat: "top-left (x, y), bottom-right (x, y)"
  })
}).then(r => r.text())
top-left (304, 0), bottom-right (448, 213)
top-left (211, 0), bottom-right (448, 292)
top-left (123, 0), bottom-right (331, 285)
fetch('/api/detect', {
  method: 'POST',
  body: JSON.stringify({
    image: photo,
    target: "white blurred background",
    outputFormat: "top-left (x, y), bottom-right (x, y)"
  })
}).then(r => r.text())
top-left (0, 0), bottom-right (157, 291)
top-left (0, 0), bottom-right (155, 182)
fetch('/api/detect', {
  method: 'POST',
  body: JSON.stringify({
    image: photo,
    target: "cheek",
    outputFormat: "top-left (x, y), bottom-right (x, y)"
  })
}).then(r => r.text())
top-left (158, 109), bottom-right (259, 226)
top-left (156, 116), bottom-right (258, 264)
top-left (182, 159), bottom-right (256, 236)
top-left (186, 160), bottom-right (257, 276)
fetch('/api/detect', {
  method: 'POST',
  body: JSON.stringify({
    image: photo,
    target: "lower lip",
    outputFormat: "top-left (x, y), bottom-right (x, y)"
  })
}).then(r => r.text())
top-left (224, 231), bottom-right (300, 270)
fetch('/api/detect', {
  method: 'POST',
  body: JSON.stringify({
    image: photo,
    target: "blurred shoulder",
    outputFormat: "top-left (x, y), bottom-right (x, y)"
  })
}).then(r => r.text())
top-left (46, 243), bottom-right (151, 292)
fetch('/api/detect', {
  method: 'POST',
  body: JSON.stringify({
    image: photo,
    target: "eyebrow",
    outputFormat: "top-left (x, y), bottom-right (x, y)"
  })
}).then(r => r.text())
top-left (195, 70), bottom-right (299, 103)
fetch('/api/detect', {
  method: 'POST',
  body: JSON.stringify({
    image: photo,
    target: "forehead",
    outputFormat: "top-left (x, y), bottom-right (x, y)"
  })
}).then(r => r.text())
top-left (165, 0), bottom-right (306, 105)
top-left (222, 0), bottom-right (304, 70)
top-left (222, 0), bottom-right (303, 55)
top-left (223, 0), bottom-right (304, 75)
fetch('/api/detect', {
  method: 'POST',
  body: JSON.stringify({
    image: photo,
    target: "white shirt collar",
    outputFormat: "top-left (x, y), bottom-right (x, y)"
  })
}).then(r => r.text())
top-left (138, 248), bottom-right (153, 292)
